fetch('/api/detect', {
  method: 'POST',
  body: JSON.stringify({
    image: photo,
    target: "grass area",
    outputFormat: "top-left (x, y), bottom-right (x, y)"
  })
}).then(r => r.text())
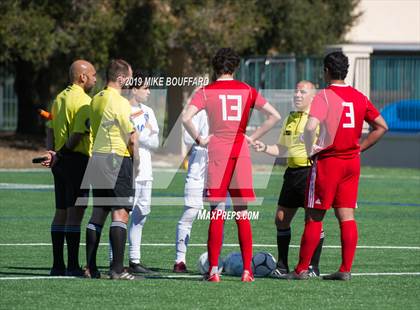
top-left (0, 167), bottom-right (419, 309)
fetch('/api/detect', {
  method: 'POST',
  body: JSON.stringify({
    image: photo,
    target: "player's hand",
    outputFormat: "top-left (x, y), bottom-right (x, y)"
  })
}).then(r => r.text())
top-left (198, 135), bottom-right (212, 147)
top-left (311, 144), bottom-right (323, 155)
top-left (41, 150), bottom-right (57, 168)
top-left (253, 140), bottom-right (266, 152)
top-left (245, 135), bottom-right (256, 146)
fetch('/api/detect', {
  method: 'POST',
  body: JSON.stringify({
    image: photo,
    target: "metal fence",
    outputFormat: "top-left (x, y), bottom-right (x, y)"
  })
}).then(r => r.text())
top-left (0, 64), bottom-right (18, 131)
top-left (238, 55), bottom-right (420, 132)
top-left (1, 56), bottom-right (419, 131)
top-left (370, 56), bottom-right (420, 108)
top-left (239, 56), bottom-right (326, 90)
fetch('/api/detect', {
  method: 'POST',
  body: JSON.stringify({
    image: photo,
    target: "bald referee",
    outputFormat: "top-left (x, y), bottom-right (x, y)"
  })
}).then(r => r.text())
top-left (84, 59), bottom-right (139, 280)
top-left (43, 60), bottom-right (97, 276)
top-left (253, 81), bottom-right (324, 278)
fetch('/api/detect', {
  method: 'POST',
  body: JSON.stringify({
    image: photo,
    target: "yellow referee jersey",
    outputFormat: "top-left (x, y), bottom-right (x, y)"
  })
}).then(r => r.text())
top-left (48, 84), bottom-right (92, 156)
top-left (278, 110), bottom-right (317, 168)
top-left (90, 86), bottom-right (134, 157)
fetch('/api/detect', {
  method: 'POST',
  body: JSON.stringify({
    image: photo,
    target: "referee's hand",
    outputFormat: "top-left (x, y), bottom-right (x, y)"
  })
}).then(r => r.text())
top-left (253, 140), bottom-right (266, 152)
top-left (41, 150), bottom-right (57, 168)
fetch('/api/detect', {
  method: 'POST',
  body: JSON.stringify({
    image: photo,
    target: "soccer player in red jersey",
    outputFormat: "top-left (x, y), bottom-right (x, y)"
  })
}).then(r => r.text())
top-left (182, 48), bottom-right (281, 282)
top-left (290, 51), bottom-right (388, 280)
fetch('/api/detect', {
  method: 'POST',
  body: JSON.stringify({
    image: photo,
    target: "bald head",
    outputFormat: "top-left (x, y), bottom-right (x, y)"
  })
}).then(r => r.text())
top-left (294, 80), bottom-right (316, 111)
top-left (296, 80), bottom-right (315, 90)
top-left (69, 60), bottom-right (96, 92)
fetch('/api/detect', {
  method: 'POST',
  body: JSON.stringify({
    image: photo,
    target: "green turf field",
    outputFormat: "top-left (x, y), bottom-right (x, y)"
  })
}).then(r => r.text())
top-left (0, 167), bottom-right (419, 309)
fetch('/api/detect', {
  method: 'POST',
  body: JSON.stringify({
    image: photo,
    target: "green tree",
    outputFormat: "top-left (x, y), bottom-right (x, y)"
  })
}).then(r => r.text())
top-left (0, 0), bottom-right (130, 134)
top-left (255, 0), bottom-right (360, 55)
top-left (158, 0), bottom-right (267, 150)
top-left (0, 0), bottom-right (360, 137)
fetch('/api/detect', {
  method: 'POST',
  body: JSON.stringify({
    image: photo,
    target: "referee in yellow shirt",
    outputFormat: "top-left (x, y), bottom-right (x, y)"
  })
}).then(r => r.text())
top-left (43, 60), bottom-right (96, 276)
top-left (254, 80), bottom-right (324, 278)
top-left (84, 59), bottom-right (139, 280)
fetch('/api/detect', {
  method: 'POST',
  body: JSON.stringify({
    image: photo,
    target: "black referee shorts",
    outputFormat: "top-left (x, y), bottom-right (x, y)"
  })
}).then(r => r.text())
top-left (90, 153), bottom-right (134, 211)
top-left (277, 166), bottom-right (311, 209)
top-left (52, 152), bottom-right (89, 210)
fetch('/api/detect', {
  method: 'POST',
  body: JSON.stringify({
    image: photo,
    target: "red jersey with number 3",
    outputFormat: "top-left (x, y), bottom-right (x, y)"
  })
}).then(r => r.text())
top-left (190, 79), bottom-right (267, 160)
top-left (309, 84), bottom-right (380, 159)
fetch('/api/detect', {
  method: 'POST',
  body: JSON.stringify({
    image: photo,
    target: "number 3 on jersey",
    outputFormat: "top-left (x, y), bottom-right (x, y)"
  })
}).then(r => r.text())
top-left (342, 102), bottom-right (355, 128)
top-left (219, 95), bottom-right (242, 121)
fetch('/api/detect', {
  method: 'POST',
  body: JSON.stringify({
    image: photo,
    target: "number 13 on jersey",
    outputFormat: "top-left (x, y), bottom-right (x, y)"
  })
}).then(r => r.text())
top-left (219, 95), bottom-right (242, 121)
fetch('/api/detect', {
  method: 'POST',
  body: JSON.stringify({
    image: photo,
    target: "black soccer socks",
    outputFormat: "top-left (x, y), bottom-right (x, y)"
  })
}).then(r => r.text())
top-left (310, 230), bottom-right (325, 269)
top-left (110, 221), bottom-right (128, 274)
top-left (86, 222), bottom-right (103, 272)
top-left (65, 225), bottom-right (81, 270)
top-left (51, 224), bottom-right (66, 270)
top-left (276, 227), bottom-right (291, 271)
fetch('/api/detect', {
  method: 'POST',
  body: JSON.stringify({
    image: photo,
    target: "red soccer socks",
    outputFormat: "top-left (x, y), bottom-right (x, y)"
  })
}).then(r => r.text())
top-left (339, 220), bottom-right (358, 273)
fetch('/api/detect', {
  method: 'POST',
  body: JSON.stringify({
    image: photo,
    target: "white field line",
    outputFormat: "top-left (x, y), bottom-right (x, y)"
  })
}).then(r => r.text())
top-left (360, 174), bottom-right (420, 180)
top-left (0, 276), bottom-right (75, 280)
top-left (0, 243), bottom-right (419, 250)
top-left (0, 183), bottom-right (53, 189)
top-left (1, 168), bottom-right (419, 180)
top-left (350, 272), bottom-right (420, 276)
top-left (1, 273), bottom-right (420, 281)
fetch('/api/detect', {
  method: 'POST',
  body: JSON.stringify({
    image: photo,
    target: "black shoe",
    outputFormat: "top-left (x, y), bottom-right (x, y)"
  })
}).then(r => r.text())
top-left (129, 261), bottom-right (153, 274)
top-left (50, 267), bottom-right (66, 276)
top-left (322, 271), bottom-right (351, 281)
top-left (83, 267), bottom-right (101, 279)
top-left (66, 267), bottom-right (85, 277)
top-left (110, 270), bottom-right (143, 280)
top-left (286, 270), bottom-right (310, 280)
top-left (270, 267), bottom-right (289, 279)
top-left (308, 265), bottom-right (320, 277)
top-left (270, 262), bottom-right (289, 279)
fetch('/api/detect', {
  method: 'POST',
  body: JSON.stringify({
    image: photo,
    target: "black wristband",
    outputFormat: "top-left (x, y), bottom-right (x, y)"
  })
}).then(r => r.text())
top-left (195, 136), bottom-right (201, 145)
top-left (263, 144), bottom-right (268, 152)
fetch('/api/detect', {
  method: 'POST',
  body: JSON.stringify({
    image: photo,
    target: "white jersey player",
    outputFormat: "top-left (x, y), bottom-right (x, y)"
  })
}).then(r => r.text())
top-left (173, 110), bottom-right (209, 272)
top-left (121, 75), bottom-right (159, 273)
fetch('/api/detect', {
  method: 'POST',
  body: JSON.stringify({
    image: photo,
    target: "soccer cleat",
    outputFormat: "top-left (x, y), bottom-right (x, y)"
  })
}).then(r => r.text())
top-left (109, 270), bottom-right (143, 280)
top-left (173, 261), bottom-right (188, 273)
top-left (83, 267), bottom-right (101, 279)
top-left (204, 273), bottom-right (221, 282)
top-left (286, 270), bottom-right (310, 280)
top-left (129, 261), bottom-right (153, 274)
top-left (322, 271), bottom-right (351, 281)
top-left (66, 267), bottom-right (85, 277)
top-left (49, 267), bottom-right (66, 276)
top-left (270, 267), bottom-right (289, 279)
top-left (241, 270), bottom-right (255, 282)
top-left (308, 265), bottom-right (320, 277)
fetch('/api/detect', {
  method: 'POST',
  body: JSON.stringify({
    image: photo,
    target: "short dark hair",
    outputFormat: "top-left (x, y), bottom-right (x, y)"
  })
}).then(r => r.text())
top-left (212, 48), bottom-right (240, 76)
top-left (106, 59), bottom-right (131, 82)
top-left (324, 52), bottom-right (349, 80)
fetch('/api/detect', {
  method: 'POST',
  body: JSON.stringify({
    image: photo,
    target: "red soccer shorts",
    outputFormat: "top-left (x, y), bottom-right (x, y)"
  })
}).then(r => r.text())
top-left (206, 156), bottom-right (255, 204)
top-left (306, 156), bottom-right (360, 210)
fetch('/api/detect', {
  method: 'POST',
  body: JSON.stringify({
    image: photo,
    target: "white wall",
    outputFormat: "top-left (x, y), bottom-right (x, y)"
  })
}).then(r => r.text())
top-left (346, 0), bottom-right (420, 44)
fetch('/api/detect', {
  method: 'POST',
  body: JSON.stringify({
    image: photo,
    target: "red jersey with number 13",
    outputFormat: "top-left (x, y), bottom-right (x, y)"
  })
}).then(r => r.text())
top-left (190, 79), bottom-right (267, 160)
top-left (309, 84), bottom-right (380, 159)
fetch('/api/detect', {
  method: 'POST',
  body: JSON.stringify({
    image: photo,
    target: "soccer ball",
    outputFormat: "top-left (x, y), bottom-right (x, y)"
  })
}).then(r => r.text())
top-left (223, 252), bottom-right (243, 276)
top-left (197, 252), bottom-right (223, 275)
top-left (252, 252), bottom-right (277, 277)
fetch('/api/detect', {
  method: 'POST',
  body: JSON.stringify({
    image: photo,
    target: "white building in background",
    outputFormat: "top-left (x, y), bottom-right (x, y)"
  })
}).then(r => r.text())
top-left (327, 1), bottom-right (420, 169)
top-left (327, 0), bottom-right (420, 94)
top-left (345, 0), bottom-right (420, 53)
